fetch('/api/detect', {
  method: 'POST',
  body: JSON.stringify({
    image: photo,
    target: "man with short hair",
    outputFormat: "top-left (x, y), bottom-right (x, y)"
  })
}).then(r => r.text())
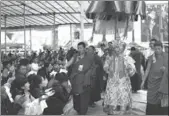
top-left (141, 41), bottom-right (168, 115)
top-left (88, 46), bottom-right (103, 107)
top-left (145, 38), bottom-right (157, 60)
top-left (65, 42), bottom-right (95, 115)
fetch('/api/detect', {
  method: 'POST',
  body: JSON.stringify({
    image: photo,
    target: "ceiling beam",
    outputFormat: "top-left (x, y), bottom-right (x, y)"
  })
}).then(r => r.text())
top-left (1, 23), bottom-right (92, 31)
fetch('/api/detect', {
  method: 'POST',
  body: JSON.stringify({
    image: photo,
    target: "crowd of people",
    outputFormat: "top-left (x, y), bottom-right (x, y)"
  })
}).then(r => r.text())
top-left (1, 38), bottom-right (168, 115)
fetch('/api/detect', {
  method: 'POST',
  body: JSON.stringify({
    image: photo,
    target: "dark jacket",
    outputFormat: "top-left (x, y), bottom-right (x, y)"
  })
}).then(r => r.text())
top-left (38, 67), bottom-right (50, 81)
top-left (43, 82), bottom-right (70, 115)
top-left (70, 52), bottom-right (95, 94)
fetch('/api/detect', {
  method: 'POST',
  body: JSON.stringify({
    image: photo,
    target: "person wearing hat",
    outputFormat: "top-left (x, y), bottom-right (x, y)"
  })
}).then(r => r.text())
top-left (141, 40), bottom-right (168, 115)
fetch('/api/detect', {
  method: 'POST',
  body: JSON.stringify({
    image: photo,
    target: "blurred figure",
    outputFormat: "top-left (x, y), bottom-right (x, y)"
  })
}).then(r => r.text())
top-left (88, 46), bottom-right (104, 107)
top-left (130, 47), bottom-right (146, 93)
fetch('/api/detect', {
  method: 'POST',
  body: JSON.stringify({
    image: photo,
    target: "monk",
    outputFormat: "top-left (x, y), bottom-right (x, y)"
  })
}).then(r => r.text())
top-left (65, 42), bottom-right (95, 115)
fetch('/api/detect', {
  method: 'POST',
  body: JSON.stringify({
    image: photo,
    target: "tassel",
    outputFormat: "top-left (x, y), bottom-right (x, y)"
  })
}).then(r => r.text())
top-left (90, 19), bottom-right (96, 42)
top-left (123, 16), bottom-right (129, 39)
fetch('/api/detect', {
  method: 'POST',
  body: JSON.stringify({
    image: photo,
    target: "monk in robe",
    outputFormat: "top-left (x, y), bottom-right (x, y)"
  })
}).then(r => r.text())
top-left (65, 42), bottom-right (95, 115)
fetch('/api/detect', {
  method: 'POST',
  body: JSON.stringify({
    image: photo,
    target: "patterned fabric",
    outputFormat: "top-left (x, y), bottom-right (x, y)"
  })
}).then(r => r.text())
top-left (103, 54), bottom-right (136, 115)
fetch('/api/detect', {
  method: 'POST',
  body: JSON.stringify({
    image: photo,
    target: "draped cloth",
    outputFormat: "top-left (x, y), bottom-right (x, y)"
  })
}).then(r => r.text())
top-left (86, 1), bottom-right (146, 20)
top-left (103, 53), bottom-right (136, 115)
top-left (86, 1), bottom-right (146, 35)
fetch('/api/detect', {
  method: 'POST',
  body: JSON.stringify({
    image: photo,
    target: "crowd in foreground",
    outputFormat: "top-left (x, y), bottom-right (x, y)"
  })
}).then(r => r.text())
top-left (1, 38), bottom-right (168, 115)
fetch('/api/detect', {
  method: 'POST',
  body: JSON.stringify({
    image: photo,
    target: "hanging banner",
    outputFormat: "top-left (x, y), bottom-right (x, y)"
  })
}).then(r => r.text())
top-left (6, 33), bottom-right (13, 40)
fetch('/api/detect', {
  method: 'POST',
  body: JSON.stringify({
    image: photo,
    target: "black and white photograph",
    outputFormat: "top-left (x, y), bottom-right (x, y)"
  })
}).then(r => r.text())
top-left (0, 1), bottom-right (168, 115)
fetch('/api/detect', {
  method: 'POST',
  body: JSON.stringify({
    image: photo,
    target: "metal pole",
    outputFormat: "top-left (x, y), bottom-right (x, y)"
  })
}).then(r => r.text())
top-left (159, 5), bottom-right (163, 41)
top-left (80, 2), bottom-right (84, 41)
top-left (70, 24), bottom-right (73, 47)
top-left (23, 4), bottom-right (26, 57)
top-left (114, 16), bottom-right (117, 40)
top-left (132, 30), bottom-right (135, 42)
top-left (0, 1), bottom-right (2, 75)
top-left (4, 16), bottom-right (7, 53)
top-left (53, 13), bottom-right (56, 50)
top-left (30, 28), bottom-right (32, 51)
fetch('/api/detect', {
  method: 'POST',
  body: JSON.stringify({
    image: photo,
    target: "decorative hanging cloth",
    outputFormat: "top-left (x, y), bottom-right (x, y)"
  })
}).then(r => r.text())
top-left (86, 1), bottom-right (146, 21)
top-left (94, 17), bottom-right (133, 34)
top-left (86, 1), bottom-right (146, 36)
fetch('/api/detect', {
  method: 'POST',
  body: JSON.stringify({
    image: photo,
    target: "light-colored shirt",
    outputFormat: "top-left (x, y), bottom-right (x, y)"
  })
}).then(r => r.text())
top-left (144, 48), bottom-right (154, 60)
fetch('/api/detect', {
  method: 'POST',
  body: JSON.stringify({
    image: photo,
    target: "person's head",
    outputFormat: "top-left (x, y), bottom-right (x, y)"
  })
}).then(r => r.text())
top-left (55, 72), bottom-right (68, 87)
top-left (44, 62), bottom-right (53, 73)
top-left (149, 38), bottom-right (157, 50)
top-left (154, 41), bottom-right (163, 55)
top-left (108, 42), bottom-right (113, 48)
top-left (88, 46), bottom-right (95, 54)
top-left (28, 74), bottom-right (43, 89)
top-left (130, 47), bottom-right (136, 52)
top-left (114, 42), bottom-right (126, 55)
top-left (53, 63), bottom-right (60, 72)
top-left (33, 57), bottom-right (38, 64)
top-left (3, 60), bottom-right (12, 70)
top-left (17, 64), bottom-right (27, 75)
top-left (100, 44), bottom-right (105, 50)
top-left (77, 42), bottom-right (86, 54)
top-left (13, 77), bottom-right (30, 93)
top-left (19, 58), bottom-right (30, 74)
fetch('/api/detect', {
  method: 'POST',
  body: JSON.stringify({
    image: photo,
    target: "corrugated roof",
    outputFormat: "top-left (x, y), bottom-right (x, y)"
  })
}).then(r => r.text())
top-left (1, 1), bottom-right (92, 30)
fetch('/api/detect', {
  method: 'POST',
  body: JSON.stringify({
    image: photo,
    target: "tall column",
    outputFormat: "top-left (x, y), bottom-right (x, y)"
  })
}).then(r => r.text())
top-left (52, 13), bottom-right (59, 51)
top-left (23, 4), bottom-right (26, 57)
top-left (4, 16), bottom-right (7, 53)
top-left (30, 28), bottom-right (32, 51)
top-left (132, 30), bottom-right (135, 42)
top-left (159, 5), bottom-right (163, 41)
top-left (0, 1), bottom-right (2, 74)
top-left (70, 24), bottom-right (73, 47)
top-left (80, 1), bottom-right (84, 41)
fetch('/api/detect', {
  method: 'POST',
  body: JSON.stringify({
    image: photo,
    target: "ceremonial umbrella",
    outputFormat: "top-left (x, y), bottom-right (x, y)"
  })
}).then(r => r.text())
top-left (86, 1), bottom-right (146, 41)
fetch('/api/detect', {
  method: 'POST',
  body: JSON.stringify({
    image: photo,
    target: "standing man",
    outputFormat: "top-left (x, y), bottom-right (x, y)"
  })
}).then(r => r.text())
top-left (88, 46), bottom-right (104, 107)
top-left (130, 47), bottom-right (146, 93)
top-left (144, 38), bottom-right (157, 60)
top-left (141, 41), bottom-right (168, 115)
top-left (144, 38), bottom-right (157, 89)
top-left (65, 42), bottom-right (95, 115)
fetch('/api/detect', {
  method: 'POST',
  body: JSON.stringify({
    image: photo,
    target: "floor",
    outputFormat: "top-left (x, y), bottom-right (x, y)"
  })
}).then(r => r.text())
top-left (87, 90), bottom-right (147, 115)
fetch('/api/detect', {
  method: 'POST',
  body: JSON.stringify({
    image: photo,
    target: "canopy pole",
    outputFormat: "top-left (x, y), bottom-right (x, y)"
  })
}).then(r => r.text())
top-left (4, 16), bottom-right (7, 53)
top-left (0, 1), bottom-right (2, 75)
top-left (114, 16), bottom-right (117, 40)
top-left (30, 28), bottom-right (32, 51)
top-left (70, 24), bottom-right (73, 47)
top-left (132, 30), bottom-right (135, 42)
top-left (53, 13), bottom-right (56, 50)
top-left (159, 5), bottom-right (163, 41)
top-left (80, 2), bottom-right (84, 41)
top-left (23, 4), bottom-right (26, 57)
